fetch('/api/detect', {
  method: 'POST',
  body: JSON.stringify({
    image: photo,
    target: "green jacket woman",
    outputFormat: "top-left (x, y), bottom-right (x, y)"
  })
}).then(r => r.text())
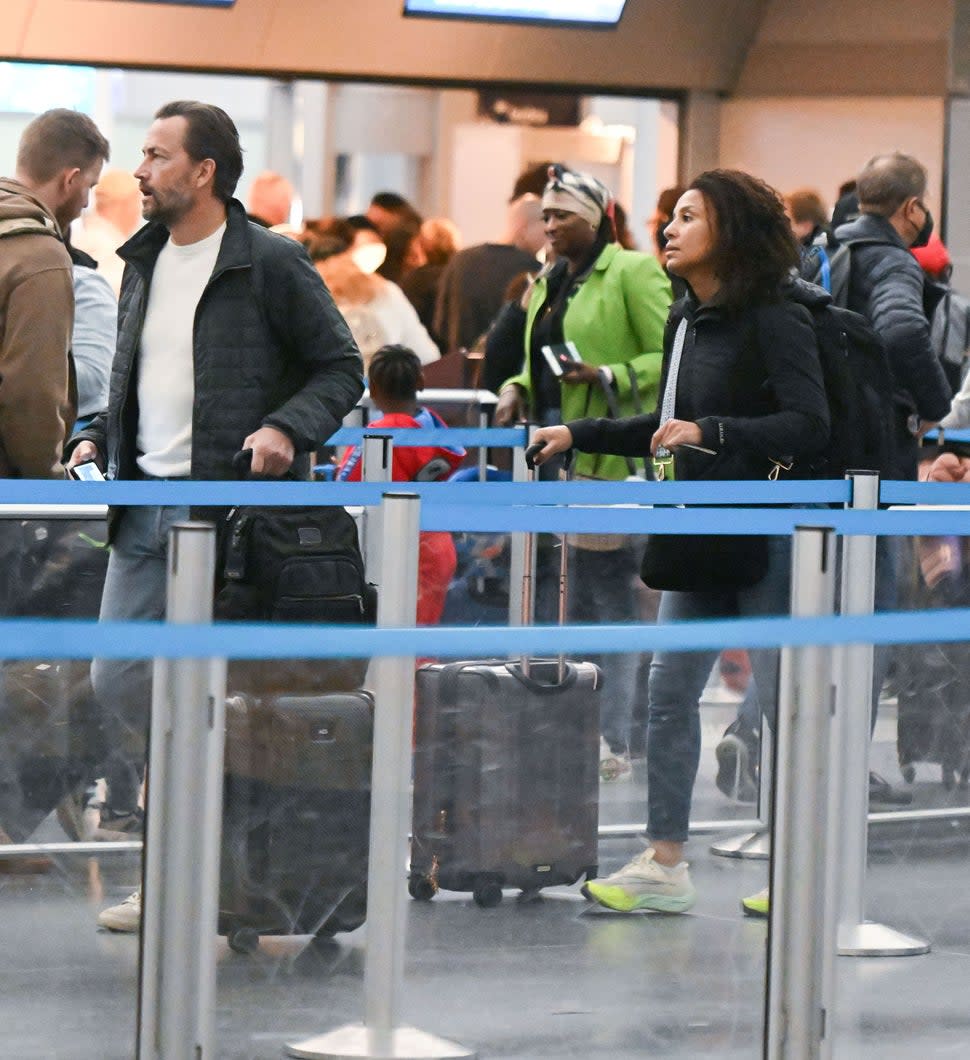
top-left (496, 195), bottom-right (671, 482)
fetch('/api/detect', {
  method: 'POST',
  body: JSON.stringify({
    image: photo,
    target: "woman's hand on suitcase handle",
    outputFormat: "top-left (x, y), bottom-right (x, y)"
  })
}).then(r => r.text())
top-left (527, 425), bottom-right (573, 467)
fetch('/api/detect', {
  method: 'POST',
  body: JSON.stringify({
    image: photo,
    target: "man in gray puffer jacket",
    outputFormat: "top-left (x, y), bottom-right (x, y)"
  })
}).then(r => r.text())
top-left (836, 151), bottom-right (952, 806)
top-left (835, 151), bottom-right (952, 480)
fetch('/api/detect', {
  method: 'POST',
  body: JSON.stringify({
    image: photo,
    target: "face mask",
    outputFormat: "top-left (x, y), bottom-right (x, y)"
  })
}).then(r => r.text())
top-left (351, 241), bottom-right (387, 275)
top-left (911, 207), bottom-right (934, 249)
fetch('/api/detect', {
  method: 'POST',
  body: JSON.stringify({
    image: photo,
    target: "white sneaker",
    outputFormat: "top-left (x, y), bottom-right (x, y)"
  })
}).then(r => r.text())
top-left (98, 889), bottom-right (141, 933)
top-left (584, 848), bottom-right (696, 913)
top-left (599, 738), bottom-right (632, 783)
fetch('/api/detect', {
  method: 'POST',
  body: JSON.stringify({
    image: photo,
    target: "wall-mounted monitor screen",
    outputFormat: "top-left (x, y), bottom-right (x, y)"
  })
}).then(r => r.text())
top-left (134, 0), bottom-right (236, 6)
top-left (403, 1), bottom-right (627, 28)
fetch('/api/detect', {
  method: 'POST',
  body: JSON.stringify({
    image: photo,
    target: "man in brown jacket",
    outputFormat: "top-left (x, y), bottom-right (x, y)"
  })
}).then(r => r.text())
top-left (0, 109), bottom-right (108, 872)
top-left (0, 108), bottom-right (110, 479)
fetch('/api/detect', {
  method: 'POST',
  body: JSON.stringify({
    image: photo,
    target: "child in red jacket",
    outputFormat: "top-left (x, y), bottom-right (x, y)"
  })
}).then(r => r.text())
top-left (336, 344), bottom-right (465, 624)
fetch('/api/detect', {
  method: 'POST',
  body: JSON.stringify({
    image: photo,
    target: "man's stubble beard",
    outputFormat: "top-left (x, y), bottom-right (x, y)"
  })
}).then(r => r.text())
top-left (142, 189), bottom-right (193, 229)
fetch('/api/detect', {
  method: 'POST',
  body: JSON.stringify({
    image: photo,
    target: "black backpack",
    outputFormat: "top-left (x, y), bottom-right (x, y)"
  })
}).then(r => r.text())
top-left (801, 297), bottom-right (896, 478)
top-left (752, 280), bottom-right (896, 479)
top-left (927, 274), bottom-right (970, 394)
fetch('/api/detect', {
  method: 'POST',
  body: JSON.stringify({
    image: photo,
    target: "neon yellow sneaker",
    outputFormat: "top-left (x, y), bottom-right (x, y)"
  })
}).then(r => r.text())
top-left (741, 886), bottom-right (769, 918)
top-left (583, 848), bottom-right (695, 914)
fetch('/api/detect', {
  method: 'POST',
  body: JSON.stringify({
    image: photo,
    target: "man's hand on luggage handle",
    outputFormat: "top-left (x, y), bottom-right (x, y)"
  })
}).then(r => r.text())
top-left (244, 426), bottom-right (295, 477)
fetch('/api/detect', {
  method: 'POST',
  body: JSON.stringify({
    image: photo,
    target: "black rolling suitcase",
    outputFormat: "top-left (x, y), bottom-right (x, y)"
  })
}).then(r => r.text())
top-left (219, 689), bottom-right (372, 953)
top-left (896, 639), bottom-right (970, 790)
top-left (410, 452), bottom-right (601, 908)
top-left (0, 515), bottom-right (109, 840)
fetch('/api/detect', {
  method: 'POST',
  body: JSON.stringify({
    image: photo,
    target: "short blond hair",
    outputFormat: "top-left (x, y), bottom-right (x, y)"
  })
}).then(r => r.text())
top-left (17, 108), bottom-right (109, 183)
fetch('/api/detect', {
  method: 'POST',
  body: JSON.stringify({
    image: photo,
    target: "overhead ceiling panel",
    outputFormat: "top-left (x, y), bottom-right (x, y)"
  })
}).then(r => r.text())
top-left (2, 0), bottom-right (768, 95)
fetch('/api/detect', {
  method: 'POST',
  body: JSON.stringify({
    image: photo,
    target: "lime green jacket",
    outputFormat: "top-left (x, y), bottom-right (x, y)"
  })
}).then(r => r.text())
top-left (503, 243), bottom-right (671, 480)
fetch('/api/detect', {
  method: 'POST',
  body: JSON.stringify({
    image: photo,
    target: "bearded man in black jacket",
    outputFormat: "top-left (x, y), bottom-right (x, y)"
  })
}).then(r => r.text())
top-left (64, 103), bottom-right (362, 928)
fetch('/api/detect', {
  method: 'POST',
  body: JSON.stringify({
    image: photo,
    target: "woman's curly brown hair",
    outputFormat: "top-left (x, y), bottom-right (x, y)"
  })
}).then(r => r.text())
top-left (688, 169), bottom-right (799, 310)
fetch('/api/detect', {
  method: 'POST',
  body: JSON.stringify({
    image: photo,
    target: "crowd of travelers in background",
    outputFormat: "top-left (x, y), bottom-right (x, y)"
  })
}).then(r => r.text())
top-left (3, 99), bottom-right (970, 931)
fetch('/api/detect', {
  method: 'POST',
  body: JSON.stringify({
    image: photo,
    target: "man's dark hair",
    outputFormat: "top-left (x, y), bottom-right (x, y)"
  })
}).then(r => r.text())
top-left (369, 191), bottom-right (422, 228)
top-left (16, 109), bottom-right (110, 184)
top-left (368, 344), bottom-right (422, 401)
top-left (346, 214), bottom-right (382, 235)
top-left (370, 191), bottom-right (411, 213)
top-left (856, 152), bottom-right (927, 217)
top-left (688, 169), bottom-right (799, 311)
top-left (154, 100), bottom-right (243, 203)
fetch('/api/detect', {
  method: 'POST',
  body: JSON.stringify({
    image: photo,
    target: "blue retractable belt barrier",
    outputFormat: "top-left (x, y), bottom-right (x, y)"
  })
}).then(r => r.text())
top-left (0, 477), bottom-right (854, 507)
top-left (326, 426), bottom-right (527, 447)
top-left (4, 608), bottom-right (970, 660)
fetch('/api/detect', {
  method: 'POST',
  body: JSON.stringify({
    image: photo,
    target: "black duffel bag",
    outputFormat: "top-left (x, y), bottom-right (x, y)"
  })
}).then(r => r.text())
top-left (215, 452), bottom-right (377, 694)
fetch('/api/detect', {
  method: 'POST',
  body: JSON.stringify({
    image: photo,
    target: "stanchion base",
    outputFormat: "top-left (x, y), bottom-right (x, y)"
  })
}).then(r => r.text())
top-left (709, 830), bottom-right (770, 860)
top-left (285, 1023), bottom-right (477, 1059)
top-left (838, 921), bottom-right (930, 957)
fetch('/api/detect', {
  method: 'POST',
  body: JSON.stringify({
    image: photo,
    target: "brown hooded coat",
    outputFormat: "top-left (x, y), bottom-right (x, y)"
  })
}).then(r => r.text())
top-left (0, 177), bottom-right (76, 478)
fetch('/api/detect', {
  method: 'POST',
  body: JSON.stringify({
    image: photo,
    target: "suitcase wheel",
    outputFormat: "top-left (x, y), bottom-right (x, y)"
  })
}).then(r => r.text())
top-left (901, 765), bottom-right (916, 785)
top-left (408, 875), bottom-right (437, 902)
top-left (226, 926), bottom-right (260, 955)
top-left (472, 879), bottom-right (503, 909)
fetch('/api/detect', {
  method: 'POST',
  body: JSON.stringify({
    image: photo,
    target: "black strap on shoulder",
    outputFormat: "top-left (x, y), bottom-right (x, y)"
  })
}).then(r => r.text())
top-left (595, 368), bottom-right (644, 478)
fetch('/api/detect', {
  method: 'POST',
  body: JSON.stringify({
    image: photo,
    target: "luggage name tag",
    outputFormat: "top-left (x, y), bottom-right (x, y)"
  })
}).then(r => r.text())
top-left (224, 511), bottom-right (252, 582)
top-left (651, 446), bottom-right (675, 481)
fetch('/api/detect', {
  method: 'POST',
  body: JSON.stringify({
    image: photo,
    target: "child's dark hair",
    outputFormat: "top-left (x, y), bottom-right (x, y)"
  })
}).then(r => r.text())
top-left (369, 344), bottom-right (422, 400)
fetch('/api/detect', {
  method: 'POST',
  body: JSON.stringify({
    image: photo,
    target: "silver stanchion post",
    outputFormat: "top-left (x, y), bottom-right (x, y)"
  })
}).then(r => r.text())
top-left (764, 526), bottom-right (836, 1060)
top-left (361, 434), bottom-right (393, 587)
top-left (834, 472), bottom-right (929, 957)
top-left (507, 426), bottom-right (536, 628)
top-left (286, 493), bottom-right (475, 1060)
top-left (138, 522), bottom-right (227, 1060)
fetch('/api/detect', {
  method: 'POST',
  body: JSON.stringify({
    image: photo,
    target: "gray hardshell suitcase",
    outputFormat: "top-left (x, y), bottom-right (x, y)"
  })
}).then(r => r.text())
top-left (410, 657), bottom-right (601, 907)
top-left (409, 452), bottom-right (601, 907)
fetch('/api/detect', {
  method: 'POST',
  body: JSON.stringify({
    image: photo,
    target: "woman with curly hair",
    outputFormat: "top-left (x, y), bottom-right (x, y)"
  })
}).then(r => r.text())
top-left (528, 170), bottom-right (830, 914)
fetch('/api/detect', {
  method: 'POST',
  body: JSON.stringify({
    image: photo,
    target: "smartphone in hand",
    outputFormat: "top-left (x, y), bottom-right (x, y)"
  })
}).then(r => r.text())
top-left (68, 460), bottom-right (105, 482)
top-left (541, 341), bottom-right (582, 377)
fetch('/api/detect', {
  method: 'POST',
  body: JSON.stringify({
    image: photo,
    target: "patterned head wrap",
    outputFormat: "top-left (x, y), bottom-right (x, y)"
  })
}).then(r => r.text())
top-left (541, 164), bottom-right (613, 231)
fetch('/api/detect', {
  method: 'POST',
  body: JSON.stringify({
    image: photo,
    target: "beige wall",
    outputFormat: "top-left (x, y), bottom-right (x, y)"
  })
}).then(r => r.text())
top-left (718, 96), bottom-right (946, 211)
top-left (2, 0), bottom-right (764, 93)
top-left (736, 0), bottom-right (954, 96)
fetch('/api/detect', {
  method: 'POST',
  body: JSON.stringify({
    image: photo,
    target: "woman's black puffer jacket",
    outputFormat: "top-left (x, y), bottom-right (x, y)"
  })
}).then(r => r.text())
top-left (568, 284), bottom-right (830, 477)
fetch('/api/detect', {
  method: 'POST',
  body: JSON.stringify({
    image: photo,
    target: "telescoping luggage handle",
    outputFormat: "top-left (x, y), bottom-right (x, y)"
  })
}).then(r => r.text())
top-left (523, 441), bottom-right (572, 682)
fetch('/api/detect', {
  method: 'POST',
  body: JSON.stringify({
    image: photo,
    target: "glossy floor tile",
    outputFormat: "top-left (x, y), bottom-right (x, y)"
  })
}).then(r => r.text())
top-left (3, 717), bottom-right (969, 1060)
